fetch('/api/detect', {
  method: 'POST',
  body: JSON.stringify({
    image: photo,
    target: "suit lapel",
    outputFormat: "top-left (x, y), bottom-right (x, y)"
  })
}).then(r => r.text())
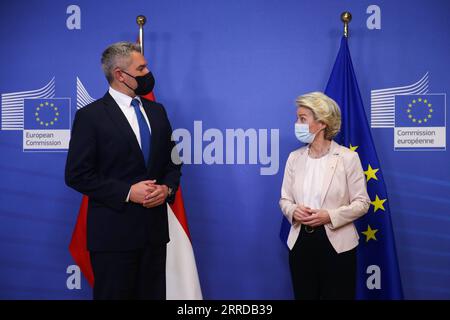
top-left (295, 148), bottom-right (308, 204)
top-left (102, 92), bottom-right (146, 167)
top-left (320, 141), bottom-right (340, 207)
top-left (141, 99), bottom-right (159, 170)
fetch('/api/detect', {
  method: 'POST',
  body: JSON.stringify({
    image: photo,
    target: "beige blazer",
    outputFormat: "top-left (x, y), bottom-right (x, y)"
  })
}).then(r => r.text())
top-left (279, 141), bottom-right (370, 253)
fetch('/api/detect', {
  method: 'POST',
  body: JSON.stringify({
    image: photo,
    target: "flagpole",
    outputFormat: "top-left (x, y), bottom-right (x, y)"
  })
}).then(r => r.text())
top-left (341, 11), bottom-right (352, 38)
top-left (136, 15), bottom-right (147, 54)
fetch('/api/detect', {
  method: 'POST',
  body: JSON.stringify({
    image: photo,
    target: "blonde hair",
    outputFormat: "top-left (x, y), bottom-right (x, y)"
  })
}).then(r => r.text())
top-left (295, 91), bottom-right (341, 140)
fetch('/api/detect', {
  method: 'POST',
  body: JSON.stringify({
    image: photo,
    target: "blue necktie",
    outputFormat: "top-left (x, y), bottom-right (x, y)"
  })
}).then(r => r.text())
top-left (131, 98), bottom-right (151, 166)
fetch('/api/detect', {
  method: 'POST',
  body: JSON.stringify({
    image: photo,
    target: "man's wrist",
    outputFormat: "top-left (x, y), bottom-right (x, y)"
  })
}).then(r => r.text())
top-left (165, 185), bottom-right (173, 198)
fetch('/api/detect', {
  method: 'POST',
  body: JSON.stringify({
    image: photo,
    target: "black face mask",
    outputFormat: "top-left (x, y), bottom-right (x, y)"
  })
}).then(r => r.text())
top-left (121, 70), bottom-right (155, 96)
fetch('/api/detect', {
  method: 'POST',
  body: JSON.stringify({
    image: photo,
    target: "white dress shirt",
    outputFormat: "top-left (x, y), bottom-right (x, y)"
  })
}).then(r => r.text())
top-left (108, 87), bottom-right (152, 202)
top-left (302, 153), bottom-right (330, 210)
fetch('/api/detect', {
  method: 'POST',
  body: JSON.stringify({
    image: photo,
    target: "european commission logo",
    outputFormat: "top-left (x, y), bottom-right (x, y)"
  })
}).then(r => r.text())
top-left (0, 78), bottom-right (96, 152)
top-left (370, 73), bottom-right (446, 151)
top-left (23, 98), bottom-right (71, 151)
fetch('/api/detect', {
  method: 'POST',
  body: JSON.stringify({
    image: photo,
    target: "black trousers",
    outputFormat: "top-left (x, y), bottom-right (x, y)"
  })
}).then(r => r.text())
top-left (289, 225), bottom-right (356, 300)
top-left (90, 243), bottom-right (166, 300)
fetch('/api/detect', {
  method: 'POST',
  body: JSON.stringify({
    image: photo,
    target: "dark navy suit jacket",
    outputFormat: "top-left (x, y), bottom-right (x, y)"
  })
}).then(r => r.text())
top-left (65, 92), bottom-right (181, 251)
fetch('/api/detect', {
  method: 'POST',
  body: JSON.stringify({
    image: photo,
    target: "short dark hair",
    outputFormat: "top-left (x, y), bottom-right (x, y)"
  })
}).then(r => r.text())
top-left (101, 42), bottom-right (141, 84)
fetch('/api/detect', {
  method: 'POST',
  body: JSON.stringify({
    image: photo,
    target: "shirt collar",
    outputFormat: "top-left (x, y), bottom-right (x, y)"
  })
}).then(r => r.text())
top-left (108, 86), bottom-right (142, 108)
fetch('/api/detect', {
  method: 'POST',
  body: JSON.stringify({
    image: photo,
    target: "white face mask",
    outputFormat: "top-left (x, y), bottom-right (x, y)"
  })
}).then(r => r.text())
top-left (295, 123), bottom-right (316, 144)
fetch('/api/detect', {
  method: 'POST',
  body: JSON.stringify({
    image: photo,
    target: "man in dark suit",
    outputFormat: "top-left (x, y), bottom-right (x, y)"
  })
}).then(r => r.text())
top-left (65, 42), bottom-right (181, 300)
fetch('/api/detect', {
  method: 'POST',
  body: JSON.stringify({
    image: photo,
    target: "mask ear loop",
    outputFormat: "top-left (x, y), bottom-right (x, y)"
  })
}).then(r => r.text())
top-left (313, 122), bottom-right (327, 136)
top-left (121, 70), bottom-right (135, 79)
top-left (308, 125), bottom-right (326, 145)
top-left (120, 70), bottom-right (137, 92)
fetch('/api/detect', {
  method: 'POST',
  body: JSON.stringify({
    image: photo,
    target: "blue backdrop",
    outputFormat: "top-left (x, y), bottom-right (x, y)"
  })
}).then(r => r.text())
top-left (0, 0), bottom-right (449, 299)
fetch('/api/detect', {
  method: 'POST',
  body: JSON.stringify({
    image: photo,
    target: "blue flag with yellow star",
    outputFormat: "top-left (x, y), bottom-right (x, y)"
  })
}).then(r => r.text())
top-left (325, 36), bottom-right (403, 299)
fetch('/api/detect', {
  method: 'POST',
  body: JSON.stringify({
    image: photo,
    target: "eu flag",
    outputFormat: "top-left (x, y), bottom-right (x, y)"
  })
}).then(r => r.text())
top-left (24, 98), bottom-right (70, 130)
top-left (395, 94), bottom-right (446, 128)
top-left (325, 36), bottom-right (403, 299)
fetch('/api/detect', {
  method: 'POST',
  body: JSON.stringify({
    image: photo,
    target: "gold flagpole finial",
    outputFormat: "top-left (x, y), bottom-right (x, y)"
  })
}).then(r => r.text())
top-left (136, 15), bottom-right (147, 54)
top-left (340, 12), bottom-right (352, 38)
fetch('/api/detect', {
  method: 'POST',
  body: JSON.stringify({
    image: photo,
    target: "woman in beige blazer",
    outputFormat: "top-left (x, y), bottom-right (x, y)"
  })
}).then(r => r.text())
top-left (279, 92), bottom-right (370, 300)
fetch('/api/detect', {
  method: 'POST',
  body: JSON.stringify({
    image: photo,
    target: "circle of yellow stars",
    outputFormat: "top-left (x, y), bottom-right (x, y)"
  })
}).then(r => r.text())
top-left (349, 143), bottom-right (388, 243)
top-left (406, 97), bottom-right (432, 125)
top-left (35, 101), bottom-right (59, 127)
